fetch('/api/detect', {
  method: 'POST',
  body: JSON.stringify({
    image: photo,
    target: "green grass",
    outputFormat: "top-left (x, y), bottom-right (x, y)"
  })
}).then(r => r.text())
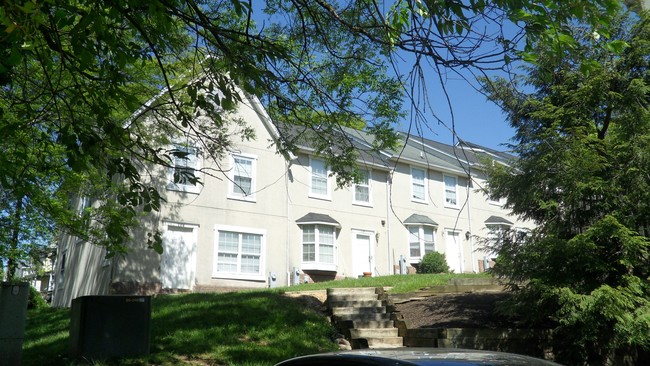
top-left (278, 273), bottom-right (490, 293)
top-left (22, 273), bottom-right (489, 365)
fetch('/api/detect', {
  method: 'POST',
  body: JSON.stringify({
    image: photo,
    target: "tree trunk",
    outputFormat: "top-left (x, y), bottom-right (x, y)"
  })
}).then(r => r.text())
top-left (7, 195), bottom-right (24, 281)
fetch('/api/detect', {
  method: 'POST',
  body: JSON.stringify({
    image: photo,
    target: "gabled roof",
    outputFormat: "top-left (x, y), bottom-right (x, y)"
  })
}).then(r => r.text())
top-left (296, 212), bottom-right (341, 228)
top-left (403, 214), bottom-right (438, 227)
top-left (484, 215), bottom-right (514, 226)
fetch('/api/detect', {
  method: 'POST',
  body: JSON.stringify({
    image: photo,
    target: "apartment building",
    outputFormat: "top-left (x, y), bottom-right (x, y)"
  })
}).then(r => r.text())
top-left (52, 90), bottom-right (531, 307)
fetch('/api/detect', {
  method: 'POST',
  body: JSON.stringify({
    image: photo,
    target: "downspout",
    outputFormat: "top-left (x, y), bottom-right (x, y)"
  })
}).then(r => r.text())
top-left (286, 160), bottom-right (292, 287)
top-left (386, 170), bottom-right (392, 274)
top-left (466, 177), bottom-right (475, 273)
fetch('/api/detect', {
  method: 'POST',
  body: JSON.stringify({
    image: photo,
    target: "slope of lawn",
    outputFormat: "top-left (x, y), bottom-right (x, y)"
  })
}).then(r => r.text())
top-left (280, 273), bottom-right (490, 293)
top-left (22, 273), bottom-right (488, 365)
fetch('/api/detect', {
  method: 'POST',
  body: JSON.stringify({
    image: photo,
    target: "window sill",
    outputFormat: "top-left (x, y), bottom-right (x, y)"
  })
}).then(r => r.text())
top-left (301, 262), bottom-right (337, 272)
top-left (411, 199), bottom-right (428, 204)
top-left (227, 194), bottom-right (257, 203)
top-left (167, 184), bottom-right (201, 194)
top-left (352, 201), bottom-right (373, 208)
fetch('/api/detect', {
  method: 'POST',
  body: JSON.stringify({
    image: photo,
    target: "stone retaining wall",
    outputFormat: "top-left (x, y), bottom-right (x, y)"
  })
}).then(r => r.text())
top-left (397, 325), bottom-right (554, 360)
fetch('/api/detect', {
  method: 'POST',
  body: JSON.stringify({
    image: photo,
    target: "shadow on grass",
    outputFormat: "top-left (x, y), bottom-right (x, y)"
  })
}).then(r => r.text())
top-left (22, 291), bottom-right (337, 366)
top-left (146, 291), bottom-right (337, 365)
top-left (23, 307), bottom-right (71, 366)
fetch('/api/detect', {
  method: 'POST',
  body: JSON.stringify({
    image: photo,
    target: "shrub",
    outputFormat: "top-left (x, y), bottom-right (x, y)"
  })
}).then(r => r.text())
top-left (28, 286), bottom-right (48, 309)
top-left (419, 252), bottom-right (449, 274)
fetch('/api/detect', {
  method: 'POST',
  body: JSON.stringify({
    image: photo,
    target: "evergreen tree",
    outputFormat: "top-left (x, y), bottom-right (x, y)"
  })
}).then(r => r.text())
top-left (484, 11), bottom-right (650, 365)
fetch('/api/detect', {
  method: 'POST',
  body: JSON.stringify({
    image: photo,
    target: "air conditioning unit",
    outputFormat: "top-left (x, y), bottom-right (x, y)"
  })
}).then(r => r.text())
top-left (69, 295), bottom-right (151, 360)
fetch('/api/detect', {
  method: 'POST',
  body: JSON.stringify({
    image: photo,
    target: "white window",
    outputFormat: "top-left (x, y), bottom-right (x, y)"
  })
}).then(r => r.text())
top-left (310, 158), bottom-right (330, 199)
top-left (301, 224), bottom-right (336, 270)
top-left (213, 226), bottom-right (265, 280)
top-left (168, 144), bottom-right (201, 193)
top-left (408, 225), bottom-right (436, 260)
top-left (444, 175), bottom-right (458, 207)
top-left (487, 195), bottom-right (505, 206)
top-left (57, 250), bottom-right (67, 289)
top-left (228, 153), bottom-right (256, 201)
top-left (411, 167), bottom-right (426, 202)
top-left (353, 170), bottom-right (371, 205)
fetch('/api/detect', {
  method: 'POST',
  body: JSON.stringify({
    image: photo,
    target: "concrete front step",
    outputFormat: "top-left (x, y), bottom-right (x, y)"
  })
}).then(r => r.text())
top-left (333, 312), bottom-right (392, 322)
top-left (351, 320), bottom-right (395, 328)
top-left (352, 337), bottom-right (404, 349)
top-left (332, 307), bottom-right (386, 319)
top-left (329, 300), bottom-right (385, 308)
top-left (327, 287), bottom-right (379, 296)
top-left (350, 327), bottom-right (399, 339)
top-left (328, 294), bottom-right (380, 302)
top-left (328, 287), bottom-right (403, 349)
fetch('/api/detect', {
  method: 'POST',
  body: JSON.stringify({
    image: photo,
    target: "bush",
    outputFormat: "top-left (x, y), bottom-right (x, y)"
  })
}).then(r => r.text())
top-left (419, 252), bottom-right (449, 274)
top-left (28, 286), bottom-right (48, 309)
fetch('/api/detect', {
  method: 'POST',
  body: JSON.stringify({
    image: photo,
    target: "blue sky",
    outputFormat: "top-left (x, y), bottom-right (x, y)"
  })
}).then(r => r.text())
top-left (413, 77), bottom-right (516, 152)
top-left (252, 2), bottom-right (518, 153)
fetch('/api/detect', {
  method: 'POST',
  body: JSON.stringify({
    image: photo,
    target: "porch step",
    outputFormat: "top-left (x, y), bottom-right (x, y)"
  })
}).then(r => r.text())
top-left (327, 287), bottom-right (403, 349)
top-left (333, 312), bottom-right (392, 322)
top-left (351, 337), bottom-right (405, 349)
top-left (329, 300), bottom-right (385, 308)
top-left (331, 306), bottom-right (386, 316)
top-left (350, 328), bottom-right (399, 338)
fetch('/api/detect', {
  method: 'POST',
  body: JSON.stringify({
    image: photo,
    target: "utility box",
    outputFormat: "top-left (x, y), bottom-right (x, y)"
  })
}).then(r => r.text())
top-left (69, 295), bottom-right (152, 360)
top-left (268, 272), bottom-right (278, 288)
top-left (0, 283), bottom-right (29, 366)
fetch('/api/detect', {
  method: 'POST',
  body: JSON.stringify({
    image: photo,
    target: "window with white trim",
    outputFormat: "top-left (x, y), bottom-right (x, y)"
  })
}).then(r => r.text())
top-left (301, 224), bottom-right (335, 266)
top-left (310, 158), bottom-right (330, 199)
top-left (411, 167), bottom-right (426, 202)
top-left (444, 175), bottom-right (458, 207)
top-left (213, 226), bottom-right (265, 279)
top-left (487, 194), bottom-right (505, 206)
top-left (228, 153), bottom-right (256, 201)
top-left (353, 169), bottom-right (371, 205)
top-left (408, 225), bottom-right (436, 260)
top-left (168, 144), bottom-right (201, 193)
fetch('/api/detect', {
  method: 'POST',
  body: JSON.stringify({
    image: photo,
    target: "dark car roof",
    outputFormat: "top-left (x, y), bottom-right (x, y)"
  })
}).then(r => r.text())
top-left (275, 348), bottom-right (563, 366)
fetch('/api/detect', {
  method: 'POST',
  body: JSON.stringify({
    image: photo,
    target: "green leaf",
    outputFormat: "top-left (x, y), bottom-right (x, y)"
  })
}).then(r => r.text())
top-left (606, 40), bottom-right (629, 54)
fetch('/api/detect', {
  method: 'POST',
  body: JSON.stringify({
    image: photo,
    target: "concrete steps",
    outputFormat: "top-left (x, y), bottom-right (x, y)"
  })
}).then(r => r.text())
top-left (327, 287), bottom-right (403, 349)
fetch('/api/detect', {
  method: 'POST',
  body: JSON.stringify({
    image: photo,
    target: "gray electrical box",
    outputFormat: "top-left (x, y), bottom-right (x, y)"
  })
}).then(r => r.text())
top-left (0, 283), bottom-right (29, 366)
top-left (268, 272), bottom-right (278, 288)
top-left (69, 295), bottom-right (151, 360)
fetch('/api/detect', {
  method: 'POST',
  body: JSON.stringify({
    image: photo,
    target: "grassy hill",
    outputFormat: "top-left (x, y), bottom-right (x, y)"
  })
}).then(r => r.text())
top-left (23, 273), bottom-right (488, 365)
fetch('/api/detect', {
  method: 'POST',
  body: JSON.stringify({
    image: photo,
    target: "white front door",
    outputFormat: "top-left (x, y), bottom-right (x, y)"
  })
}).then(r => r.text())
top-left (445, 230), bottom-right (462, 273)
top-left (161, 224), bottom-right (197, 290)
top-left (352, 232), bottom-right (373, 277)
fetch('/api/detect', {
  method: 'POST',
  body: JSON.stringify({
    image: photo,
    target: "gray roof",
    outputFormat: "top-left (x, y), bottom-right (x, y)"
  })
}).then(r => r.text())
top-left (484, 215), bottom-right (514, 226)
top-left (275, 122), bottom-right (515, 175)
top-left (403, 214), bottom-right (438, 227)
top-left (277, 123), bottom-right (391, 169)
top-left (296, 212), bottom-right (341, 228)
top-left (396, 132), bottom-right (516, 171)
